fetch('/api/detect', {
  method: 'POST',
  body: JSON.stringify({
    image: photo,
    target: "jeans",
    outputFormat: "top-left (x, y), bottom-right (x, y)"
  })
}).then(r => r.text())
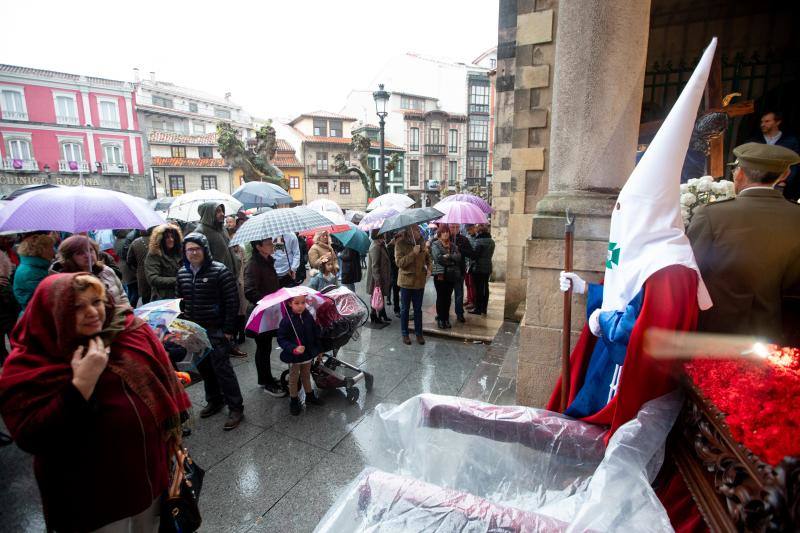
top-left (254, 332), bottom-right (275, 386)
top-left (400, 287), bottom-right (424, 337)
top-left (433, 278), bottom-right (454, 321)
top-left (453, 277), bottom-right (464, 317)
top-left (125, 282), bottom-right (139, 308)
top-left (472, 273), bottom-right (490, 314)
top-left (197, 330), bottom-right (244, 411)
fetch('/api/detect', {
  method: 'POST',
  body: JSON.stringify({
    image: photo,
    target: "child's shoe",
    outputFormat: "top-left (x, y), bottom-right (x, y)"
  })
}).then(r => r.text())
top-left (289, 396), bottom-right (301, 416)
top-left (305, 390), bottom-right (325, 406)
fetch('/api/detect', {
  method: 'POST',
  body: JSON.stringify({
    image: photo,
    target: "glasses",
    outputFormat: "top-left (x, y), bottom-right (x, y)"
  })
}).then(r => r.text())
top-left (185, 247), bottom-right (203, 254)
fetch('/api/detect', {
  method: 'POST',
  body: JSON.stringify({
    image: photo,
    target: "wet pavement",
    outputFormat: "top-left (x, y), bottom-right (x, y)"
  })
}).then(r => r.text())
top-left (0, 278), bottom-right (519, 532)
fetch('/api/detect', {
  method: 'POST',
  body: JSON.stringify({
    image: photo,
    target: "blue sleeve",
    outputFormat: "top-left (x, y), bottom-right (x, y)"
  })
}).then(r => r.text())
top-left (597, 289), bottom-right (644, 365)
top-left (288, 235), bottom-right (301, 271)
top-left (276, 318), bottom-right (298, 352)
top-left (586, 283), bottom-right (603, 319)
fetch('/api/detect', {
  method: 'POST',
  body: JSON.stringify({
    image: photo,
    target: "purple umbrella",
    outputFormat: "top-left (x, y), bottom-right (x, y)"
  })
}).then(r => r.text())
top-left (432, 200), bottom-right (489, 224)
top-left (0, 185), bottom-right (165, 233)
top-left (358, 206), bottom-right (401, 231)
top-left (437, 193), bottom-right (493, 214)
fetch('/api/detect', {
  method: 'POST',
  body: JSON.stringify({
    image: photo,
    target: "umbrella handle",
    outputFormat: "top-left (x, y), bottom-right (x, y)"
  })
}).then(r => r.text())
top-left (282, 302), bottom-right (303, 347)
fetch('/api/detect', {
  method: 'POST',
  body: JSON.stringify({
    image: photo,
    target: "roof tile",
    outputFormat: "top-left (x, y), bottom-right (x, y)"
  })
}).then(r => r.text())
top-left (152, 157), bottom-right (227, 168)
top-left (148, 131), bottom-right (218, 145)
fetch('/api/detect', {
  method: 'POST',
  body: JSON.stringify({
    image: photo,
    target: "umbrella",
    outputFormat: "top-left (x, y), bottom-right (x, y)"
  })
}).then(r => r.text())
top-left (246, 286), bottom-right (327, 334)
top-left (432, 200), bottom-right (489, 224)
top-left (0, 185), bottom-right (165, 233)
top-left (345, 210), bottom-right (366, 224)
top-left (166, 189), bottom-right (243, 222)
top-left (163, 318), bottom-right (212, 369)
top-left (149, 197), bottom-right (175, 211)
top-left (1, 183), bottom-right (60, 201)
top-left (378, 207), bottom-right (444, 235)
top-left (358, 206), bottom-right (401, 231)
top-left (307, 199), bottom-right (344, 216)
top-left (134, 298), bottom-right (183, 330)
top-left (437, 193), bottom-right (493, 214)
top-left (233, 181), bottom-right (293, 209)
top-left (366, 193), bottom-right (415, 212)
top-left (230, 206), bottom-right (332, 247)
top-left (298, 224), bottom-right (351, 238)
top-left (333, 226), bottom-right (370, 255)
top-left (320, 210), bottom-right (348, 225)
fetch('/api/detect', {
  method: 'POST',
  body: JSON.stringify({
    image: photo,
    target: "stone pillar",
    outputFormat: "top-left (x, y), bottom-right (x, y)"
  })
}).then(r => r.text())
top-left (516, 0), bottom-right (651, 407)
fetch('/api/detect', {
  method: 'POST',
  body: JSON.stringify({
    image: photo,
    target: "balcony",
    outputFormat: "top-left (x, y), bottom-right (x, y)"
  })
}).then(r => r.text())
top-left (100, 119), bottom-right (121, 129)
top-left (424, 144), bottom-right (447, 155)
top-left (307, 165), bottom-right (330, 177)
top-left (465, 177), bottom-right (488, 187)
top-left (56, 115), bottom-right (80, 126)
top-left (2, 110), bottom-right (28, 121)
top-left (468, 104), bottom-right (490, 114)
top-left (2, 157), bottom-right (38, 172)
top-left (101, 162), bottom-right (129, 175)
top-left (426, 179), bottom-right (441, 191)
top-left (59, 160), bottom-right (90, 173)
top-left (468, 140), bottom-right (489, 152)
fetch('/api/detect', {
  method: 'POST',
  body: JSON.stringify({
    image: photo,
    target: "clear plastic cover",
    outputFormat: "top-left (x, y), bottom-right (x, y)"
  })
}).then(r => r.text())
top-left (316, 392), bottom-right (682, 532)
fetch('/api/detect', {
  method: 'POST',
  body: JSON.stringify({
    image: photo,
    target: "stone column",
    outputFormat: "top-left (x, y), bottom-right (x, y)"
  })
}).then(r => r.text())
top-left (516, 0), bottom-right (651, 407)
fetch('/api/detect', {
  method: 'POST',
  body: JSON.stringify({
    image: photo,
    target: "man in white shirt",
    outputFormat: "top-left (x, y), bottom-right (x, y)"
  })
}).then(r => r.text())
top-left (273, 232), bottom-right (301, 287)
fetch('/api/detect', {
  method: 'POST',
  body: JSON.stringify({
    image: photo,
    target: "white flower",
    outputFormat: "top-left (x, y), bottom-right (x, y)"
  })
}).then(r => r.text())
top-left (696, 180), bottom-right (712, 192)
top-left (711, 181), bottom-right (726, 194)
top-left (699, 175), bottom-right (714, 184)
top-left (687, 178), bottom-right (699, 187)
top-left (724, 180), bottom-right (735, 194)
top-left (680, 192), bottom-right (697, 206)
top-left (679, 183), bottom-right (689, 193)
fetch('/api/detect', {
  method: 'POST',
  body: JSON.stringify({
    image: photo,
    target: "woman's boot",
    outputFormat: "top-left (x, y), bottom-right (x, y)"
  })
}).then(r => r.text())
top-left (379, 308), bottom-right (392, 324)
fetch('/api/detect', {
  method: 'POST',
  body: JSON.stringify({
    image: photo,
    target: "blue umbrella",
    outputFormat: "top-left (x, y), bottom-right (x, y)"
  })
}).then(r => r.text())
top-left (232, 181), bottom-right (292, 208)
top-left (333, 226), bottom-right (370, 255)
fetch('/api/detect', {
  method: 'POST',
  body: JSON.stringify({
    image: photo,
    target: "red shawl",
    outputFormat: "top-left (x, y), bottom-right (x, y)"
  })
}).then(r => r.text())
top-left (0, 273), bottom-right (191, 439)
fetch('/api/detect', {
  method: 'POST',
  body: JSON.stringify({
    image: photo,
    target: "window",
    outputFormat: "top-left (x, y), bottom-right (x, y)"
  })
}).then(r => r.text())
top-left (169, 175), bottom-right (185, 196)
top-left (329, 120), bottom-right (342, 137)
top-left (198, 146), bottom-right (214, 158)
top-left (289, 176), bottom-right (300, 189)
top-left (409, 159), bottom-right (419, 187)
top-left (99, 99), bottom-right (120, 128)
top-left (163, 120), bottom-right (175, 132)
top-left (103, 144), bottom-right (122, 164)
top-left (214, 107), bottom-right (231, 119)
top-left (171, 146), bottom-right (186, 158)
top-left (152, 96), bottom-right (173, 108)
top-left (313, 119), bottom-right (327, 137)
top-left (340, 181), bottom-right (350, 195)
top-left (316, 152), bottom-right (328, 172)
top-left (62, 142), bottom-right (84, 162)
top-left (193, 122), bottom-right (205, 134)
top-left (468, 117), bottom-right (489, 151)
top-left (409, 128), bottom-right (419, 151)
top-left (467, 154), bottom-right (488, 180)
top-left (449, 129), bottom-right (458, 153)
top-left (400, 95), bottom-right (423, 110)
top-left (448, 160), bottom-right (458, 186)
top-left (55, 94), bottom-right (79, 125)
top-left (7, 138), bottom-right (32, 160)
top-left (428, 128), bottom-right (441, 145)
top-left (490, 58), bottom-right (497, 68)
top-left (468, 83), bottom-right (490, 113)
top-left (201, 175), bottom-right (217, 190)
top-left (1, 88), bottom-right (27, 120)
top-left (189, 102), bottom-right (198, 113)
top-left (428, 159), bottom-right (442, 181)
top-left (317, 181), bottom-right (329, 194)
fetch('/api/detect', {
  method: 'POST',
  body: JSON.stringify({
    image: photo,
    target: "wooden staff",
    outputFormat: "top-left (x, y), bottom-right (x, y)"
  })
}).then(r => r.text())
top-left (561, 209), bottom-right (575, 412)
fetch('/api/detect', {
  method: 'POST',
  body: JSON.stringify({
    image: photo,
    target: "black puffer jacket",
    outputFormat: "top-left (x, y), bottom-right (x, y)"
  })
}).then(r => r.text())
top-left (176, 233), bottom-right (239, 334)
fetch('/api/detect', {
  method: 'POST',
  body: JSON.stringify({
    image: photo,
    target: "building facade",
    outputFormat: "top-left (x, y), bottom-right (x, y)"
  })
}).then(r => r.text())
top-left (149, 131), bottom-right (234, 196)
top-left (0, 64), bottom-right (147, 197)
top-left (274, 138), bottom-right (304, 205)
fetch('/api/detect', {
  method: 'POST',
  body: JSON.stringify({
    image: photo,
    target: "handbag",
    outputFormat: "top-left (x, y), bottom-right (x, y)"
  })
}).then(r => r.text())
top-left (159, 449), bottom-right (205, 533)
top-left (371, 286), bottom-right (384, 311)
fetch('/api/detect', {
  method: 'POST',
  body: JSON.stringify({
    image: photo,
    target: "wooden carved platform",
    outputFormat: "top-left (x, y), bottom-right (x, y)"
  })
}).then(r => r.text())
top-left (670, 379), bottom-right (799, 532)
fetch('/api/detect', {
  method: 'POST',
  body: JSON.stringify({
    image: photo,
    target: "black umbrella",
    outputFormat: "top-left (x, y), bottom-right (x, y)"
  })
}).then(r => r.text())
top-left (1, 183), bottom-right (59, 201)
top-left (378, 207), bottom-right (444, 235)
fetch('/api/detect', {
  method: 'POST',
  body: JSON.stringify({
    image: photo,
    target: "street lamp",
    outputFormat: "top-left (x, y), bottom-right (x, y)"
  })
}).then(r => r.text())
top-left (373, 83), bottom-right (390, 196)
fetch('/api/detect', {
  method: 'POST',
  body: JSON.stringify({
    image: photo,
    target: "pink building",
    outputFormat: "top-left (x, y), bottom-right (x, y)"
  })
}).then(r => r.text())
top-left (0, 64), bottom-right (147, 197)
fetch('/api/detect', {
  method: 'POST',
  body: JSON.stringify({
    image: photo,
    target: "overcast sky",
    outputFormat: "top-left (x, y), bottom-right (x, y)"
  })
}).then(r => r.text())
top-left (3, 0), bottom-right (498, 120)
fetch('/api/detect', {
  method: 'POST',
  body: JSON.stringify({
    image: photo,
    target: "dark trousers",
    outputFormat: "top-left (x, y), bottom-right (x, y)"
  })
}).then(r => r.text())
top-left (400, 287), bottom-right (424, 337)
top-left (254, 332), bottom-right (275, 386)
top-left (278, 273), bottom-right (297, 288)
top-left (197, 331), bottom-right (243, 411)
top-left (453, 277), bottom-right (464, 317)
top-left (125, 282), bottom-right (139, 308)
top-left (433, 278), bottom-right (454, 321)
top-left (472, 273), bottom-right (490, 313)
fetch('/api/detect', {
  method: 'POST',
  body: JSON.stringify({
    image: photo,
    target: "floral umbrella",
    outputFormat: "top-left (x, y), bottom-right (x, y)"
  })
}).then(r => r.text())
top-left (246, 286), bottom-right (327, 334)
top-left (358, 206), bottom-right (401, 231)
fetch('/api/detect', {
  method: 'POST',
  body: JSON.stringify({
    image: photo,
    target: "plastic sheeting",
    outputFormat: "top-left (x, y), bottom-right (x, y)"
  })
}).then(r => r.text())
top-left (316, 392), bottom-right (683, 532)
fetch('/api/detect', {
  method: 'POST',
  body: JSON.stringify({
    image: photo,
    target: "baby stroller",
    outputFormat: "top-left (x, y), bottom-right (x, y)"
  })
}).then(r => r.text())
top-left (280, 285), bottom-right (374, 403)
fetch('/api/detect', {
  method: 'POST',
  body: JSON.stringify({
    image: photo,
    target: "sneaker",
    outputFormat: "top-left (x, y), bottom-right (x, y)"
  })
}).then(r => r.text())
top-left (199, 402), bottom-right (224, 418)
top-left (402, 336), bottom-right (412, 345)
top-left (416, 335), bottom-right (425, 345)
top-left (223, 410), bottom-right (244, 431)
top-left (263, 380), bottom-right (287, 398)
top-left (305, 391), bottom-right (325, 406)
top-left (290, 396), bottom-right (301, 416)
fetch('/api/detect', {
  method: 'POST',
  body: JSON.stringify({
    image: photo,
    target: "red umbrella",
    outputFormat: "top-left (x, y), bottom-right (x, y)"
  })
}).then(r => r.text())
top-left (298, 224), bottom-right (351, 237)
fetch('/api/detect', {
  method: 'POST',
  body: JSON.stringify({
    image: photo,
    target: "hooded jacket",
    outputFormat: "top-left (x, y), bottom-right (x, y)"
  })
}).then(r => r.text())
top-left (126, 231), bottom-right (152, 303)
top-left (193, 202), bottom-right (239, 277)
top-left (471, 230), bottom-right (495, 275)
top-left (144, 224), bottom-right (183, 300)
top-left (175, 233), bottom-right (239, 334)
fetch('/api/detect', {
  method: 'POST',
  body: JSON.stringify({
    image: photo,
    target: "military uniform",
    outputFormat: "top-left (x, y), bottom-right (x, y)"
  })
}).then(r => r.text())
top-left (687, 143), bottom-right (800, 341)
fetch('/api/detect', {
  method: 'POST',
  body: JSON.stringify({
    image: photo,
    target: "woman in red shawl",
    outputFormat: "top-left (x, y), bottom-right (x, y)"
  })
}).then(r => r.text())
top-left (0, 273), bottom-right (192, 532)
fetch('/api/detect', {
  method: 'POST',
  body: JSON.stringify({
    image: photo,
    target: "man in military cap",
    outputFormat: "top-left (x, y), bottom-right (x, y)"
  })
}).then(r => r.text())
top-left (687, 142), bottom-right (800, 342)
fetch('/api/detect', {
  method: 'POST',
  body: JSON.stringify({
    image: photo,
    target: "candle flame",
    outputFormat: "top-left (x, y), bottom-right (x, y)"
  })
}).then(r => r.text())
top-left (752, 342), bottom-right (770, 359)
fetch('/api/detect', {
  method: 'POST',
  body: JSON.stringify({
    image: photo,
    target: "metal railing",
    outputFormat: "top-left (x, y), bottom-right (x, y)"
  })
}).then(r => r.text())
top-left (424, 144), bottom-right (447, 155)
top-left (2, 157), bottom-right (38, 172)
top-left (56, 115), bottom-right (80, 126)
top-left (100, 119), bottom-right (121, 129)
top-left (2, 110), bottom-right (28, 121)
top-left (307, 165), bottom-right (330, 176)
top-left (468, 140), bottom-right (488, 151)
top-left (59, 160), bottom-right (90, 173)
top-left (101, 162), bottom-right (129, 174)
top-left (468, 104), bottom-right (490, 114)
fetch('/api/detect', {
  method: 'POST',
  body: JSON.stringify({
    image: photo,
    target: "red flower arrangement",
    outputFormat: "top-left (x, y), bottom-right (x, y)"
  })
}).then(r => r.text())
top-left (684, 346), bottom-right (800, 466)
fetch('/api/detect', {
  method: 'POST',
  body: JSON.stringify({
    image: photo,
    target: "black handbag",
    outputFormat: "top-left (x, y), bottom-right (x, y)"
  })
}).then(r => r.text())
top-left (159, 451), bottom-right (204, 533)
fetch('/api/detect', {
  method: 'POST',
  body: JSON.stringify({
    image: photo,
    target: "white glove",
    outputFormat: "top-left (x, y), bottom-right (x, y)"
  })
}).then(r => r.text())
top-left (559, 271), bottom-right (587, 294)
top-left (588, 309), bottom-right (602, 337)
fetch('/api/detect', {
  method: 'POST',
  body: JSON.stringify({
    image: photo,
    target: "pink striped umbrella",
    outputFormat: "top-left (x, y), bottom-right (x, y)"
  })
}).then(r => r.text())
top-left (246, 286), bottom-right (327, 334)
top-left (432, 200), bottom-right (489, 224)
top-left (437, 193), bottom-right (493, 214)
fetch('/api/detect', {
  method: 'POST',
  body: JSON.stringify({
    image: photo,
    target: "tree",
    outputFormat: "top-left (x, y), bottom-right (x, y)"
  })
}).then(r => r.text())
top-left (216, 121), bottom-right (288, 189)
top-left (333, 133), bottom-right (401, 200)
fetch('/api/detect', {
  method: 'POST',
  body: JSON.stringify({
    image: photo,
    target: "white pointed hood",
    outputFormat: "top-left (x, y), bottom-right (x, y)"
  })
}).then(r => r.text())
top-left (601, 38), bottom-right (716, 312)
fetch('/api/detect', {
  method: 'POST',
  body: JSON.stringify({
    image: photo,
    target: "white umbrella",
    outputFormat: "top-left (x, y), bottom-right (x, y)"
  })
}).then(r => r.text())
top-left (307, 199), bottom-right (344, 216)
top-left (366, 193), bottom-right (415, 212)
top-left (320, 210), bottom-right (348, 225)
top-left (166, 189), bottom-right (243, 222)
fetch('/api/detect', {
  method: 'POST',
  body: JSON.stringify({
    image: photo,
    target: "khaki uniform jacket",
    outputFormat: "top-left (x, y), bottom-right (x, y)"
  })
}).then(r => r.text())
top-left (394, 238), bottom-right (431, 290)
top-left (687, 188), bottom-right (800, 341)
